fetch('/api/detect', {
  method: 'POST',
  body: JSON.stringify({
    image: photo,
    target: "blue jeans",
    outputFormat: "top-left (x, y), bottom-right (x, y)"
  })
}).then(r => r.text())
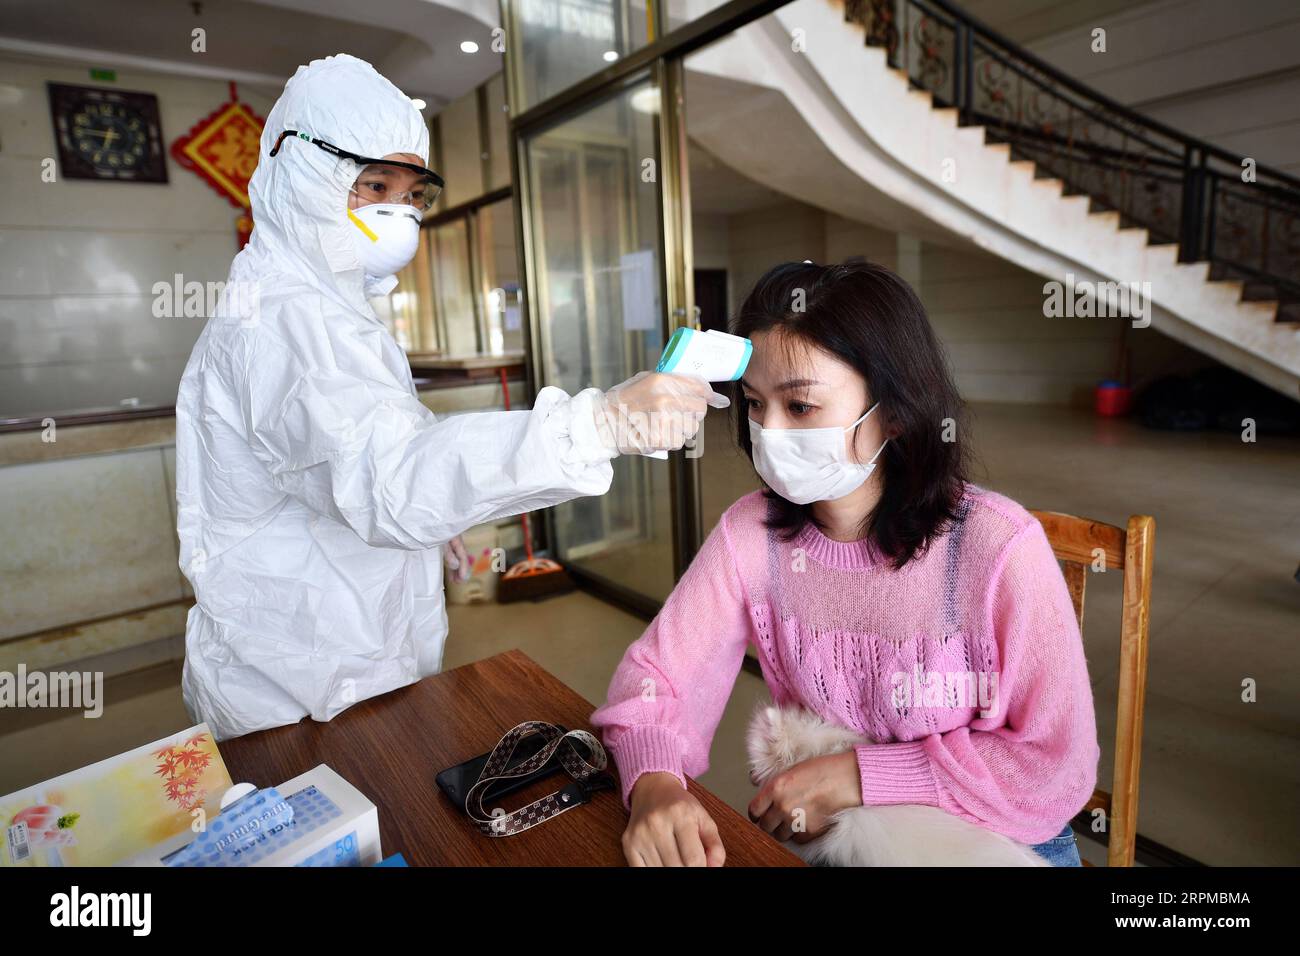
top-left (1029, 823), bottom-right (1082, 866)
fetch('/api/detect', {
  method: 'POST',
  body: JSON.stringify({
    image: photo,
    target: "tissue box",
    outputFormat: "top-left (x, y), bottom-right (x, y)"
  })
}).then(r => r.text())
top-left (121, 764), bottom-right (381, 867)
top-left (2, 723), bottom-right (232, 867)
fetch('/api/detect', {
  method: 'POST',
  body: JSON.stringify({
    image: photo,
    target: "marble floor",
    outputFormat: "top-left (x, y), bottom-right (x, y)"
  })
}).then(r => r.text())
top-left (3, 402), bottom-right (1297, 865)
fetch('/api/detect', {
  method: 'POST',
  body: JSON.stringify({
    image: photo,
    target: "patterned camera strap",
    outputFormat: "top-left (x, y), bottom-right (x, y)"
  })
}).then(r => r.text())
top-left (464, 721), bottom-right (609, 837)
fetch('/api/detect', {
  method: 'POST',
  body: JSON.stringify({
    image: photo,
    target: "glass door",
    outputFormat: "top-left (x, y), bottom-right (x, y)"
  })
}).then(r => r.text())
top-left (519, 79), bottom-right (676, 602)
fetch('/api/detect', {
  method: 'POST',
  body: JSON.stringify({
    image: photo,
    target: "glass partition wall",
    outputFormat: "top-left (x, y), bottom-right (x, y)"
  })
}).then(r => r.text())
top-left (392, 192), bottom-right (522, 357)
top-left (522, 80), bottom-right (675, 603)
top-left (506, 0), bottom-right (655, 111)
top-left (478, 197), bottom-right (525, 356)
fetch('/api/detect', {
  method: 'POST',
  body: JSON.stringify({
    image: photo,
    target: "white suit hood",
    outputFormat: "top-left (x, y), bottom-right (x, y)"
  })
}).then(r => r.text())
top-left (234, 53), bottom-right (428, 309)
top-left (175, 55), bottom-right (616, 741)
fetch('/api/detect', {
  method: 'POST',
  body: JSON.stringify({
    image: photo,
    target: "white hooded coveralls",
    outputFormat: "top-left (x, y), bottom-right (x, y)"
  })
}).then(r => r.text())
top-left (176, 55), bottom-right (616, 741)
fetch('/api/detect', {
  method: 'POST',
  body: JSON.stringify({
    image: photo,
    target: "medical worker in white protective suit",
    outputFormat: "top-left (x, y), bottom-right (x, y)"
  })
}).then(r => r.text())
top-left (175, 54), bottom-right (725, 741)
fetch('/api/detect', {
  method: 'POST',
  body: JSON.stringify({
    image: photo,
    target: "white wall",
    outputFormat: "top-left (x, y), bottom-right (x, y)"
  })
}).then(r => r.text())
top-left (0, 52), bottom-right (279, 420)
top-left (725, 201), bottom-right (826, 311)
top-left (690, 211), bottom-right (730, 272)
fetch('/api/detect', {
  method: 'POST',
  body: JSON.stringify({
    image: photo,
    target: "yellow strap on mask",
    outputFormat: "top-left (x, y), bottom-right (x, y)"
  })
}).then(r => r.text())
top-left (347, 207), bottom-right (379, 243)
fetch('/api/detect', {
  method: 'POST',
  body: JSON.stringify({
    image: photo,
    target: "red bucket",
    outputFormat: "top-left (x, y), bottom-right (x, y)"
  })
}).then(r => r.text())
top-left (1095, 380), bottom-right (1133, 417)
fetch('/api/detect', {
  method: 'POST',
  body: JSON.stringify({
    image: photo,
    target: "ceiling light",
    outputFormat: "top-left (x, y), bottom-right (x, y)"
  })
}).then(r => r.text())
top-left (460, 40), bottom-right (479, 53)
top-left (630, 87), bottom-right (660, 114)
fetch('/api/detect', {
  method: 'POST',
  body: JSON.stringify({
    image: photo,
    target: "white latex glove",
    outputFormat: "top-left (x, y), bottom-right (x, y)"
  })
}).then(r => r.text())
top-left (443, 535), bottom-right (472, 583)
top-left (594, 371), bottom-right (730, 456)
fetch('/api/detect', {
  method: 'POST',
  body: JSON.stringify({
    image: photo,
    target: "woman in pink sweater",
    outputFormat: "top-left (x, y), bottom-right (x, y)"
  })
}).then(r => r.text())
top-left (590, 260), bottom-right (1100, 867)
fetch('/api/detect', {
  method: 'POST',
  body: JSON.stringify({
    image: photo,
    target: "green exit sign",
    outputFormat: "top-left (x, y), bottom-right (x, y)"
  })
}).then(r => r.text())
top-left (89, 68), bottom-right (117, 82)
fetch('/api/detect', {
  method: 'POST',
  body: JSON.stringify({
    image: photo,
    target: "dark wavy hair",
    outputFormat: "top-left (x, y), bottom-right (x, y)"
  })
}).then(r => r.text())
top-left (731, 259), bottom-right (969, 569)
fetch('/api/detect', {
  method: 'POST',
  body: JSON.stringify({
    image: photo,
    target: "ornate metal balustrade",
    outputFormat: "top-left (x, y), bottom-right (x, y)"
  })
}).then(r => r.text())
top-left (843, 0), bottom-right (1300, 310)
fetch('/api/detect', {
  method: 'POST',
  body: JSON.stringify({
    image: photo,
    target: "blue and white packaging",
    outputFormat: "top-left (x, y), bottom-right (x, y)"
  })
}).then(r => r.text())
top-left (120, 764), bottom-right (381, 867)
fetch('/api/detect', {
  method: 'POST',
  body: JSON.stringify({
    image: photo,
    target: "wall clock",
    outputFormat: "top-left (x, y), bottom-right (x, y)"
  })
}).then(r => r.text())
top-left (48, 82), bottom-right (168, 183)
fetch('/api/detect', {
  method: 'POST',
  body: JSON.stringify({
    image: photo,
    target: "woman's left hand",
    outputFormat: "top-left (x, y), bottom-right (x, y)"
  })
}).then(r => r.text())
top-left (748, 750), bottom-right (862, 843)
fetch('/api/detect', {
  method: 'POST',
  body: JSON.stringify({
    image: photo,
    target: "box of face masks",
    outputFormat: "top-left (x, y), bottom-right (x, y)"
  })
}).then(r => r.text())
top-left (119, 764), bottom-right (382, 867)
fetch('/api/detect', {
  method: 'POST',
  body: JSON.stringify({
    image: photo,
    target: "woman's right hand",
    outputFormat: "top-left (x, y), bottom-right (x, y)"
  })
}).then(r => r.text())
top-left (623, 771), bottom-right (726, 867)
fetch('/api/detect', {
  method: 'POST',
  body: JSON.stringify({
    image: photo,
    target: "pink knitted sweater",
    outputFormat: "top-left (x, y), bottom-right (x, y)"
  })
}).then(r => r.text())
top-left (590, 484), bottom-right (1101, 845)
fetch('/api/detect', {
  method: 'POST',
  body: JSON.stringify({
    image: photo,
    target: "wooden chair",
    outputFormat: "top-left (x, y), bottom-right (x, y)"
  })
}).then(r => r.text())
top-left (1029, 511), bottom-right (1155, 867)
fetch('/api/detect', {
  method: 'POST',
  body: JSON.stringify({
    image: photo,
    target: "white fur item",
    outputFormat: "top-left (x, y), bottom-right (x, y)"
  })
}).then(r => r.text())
top-left (747, 704), bottom-right (1049, 866)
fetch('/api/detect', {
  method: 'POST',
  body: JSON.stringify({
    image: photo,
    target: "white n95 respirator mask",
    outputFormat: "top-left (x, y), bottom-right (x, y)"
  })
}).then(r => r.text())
top-left (346, 203), bottom-right (421, 279)
top-left (749, 403), bottom-right (888, 504)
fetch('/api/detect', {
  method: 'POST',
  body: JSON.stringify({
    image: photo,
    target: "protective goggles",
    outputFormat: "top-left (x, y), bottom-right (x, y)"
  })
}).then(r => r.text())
top-left (269, 130), bottom-right (444, 211)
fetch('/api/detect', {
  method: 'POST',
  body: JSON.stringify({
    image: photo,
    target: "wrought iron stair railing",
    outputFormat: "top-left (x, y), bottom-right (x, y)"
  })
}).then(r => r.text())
top-left (842, 0), bottom-right (1300, 317)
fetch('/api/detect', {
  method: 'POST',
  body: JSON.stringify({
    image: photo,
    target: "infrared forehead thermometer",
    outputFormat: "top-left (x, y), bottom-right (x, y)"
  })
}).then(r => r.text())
top-left (645, 327), bottom-right (753, 458)
top-left (656, 327), bottom-right (752, 382)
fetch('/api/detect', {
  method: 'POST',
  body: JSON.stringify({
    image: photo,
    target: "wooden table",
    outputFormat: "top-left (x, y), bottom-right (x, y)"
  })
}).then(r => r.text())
top-left (218, 649), bottom-right (802, 866)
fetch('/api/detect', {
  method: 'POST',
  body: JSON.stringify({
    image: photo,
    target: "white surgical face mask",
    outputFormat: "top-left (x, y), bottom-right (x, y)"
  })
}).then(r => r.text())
top-left (346, 203), bottom-right (421, 280)
top-left (749, 403), bottom-right (887, 505)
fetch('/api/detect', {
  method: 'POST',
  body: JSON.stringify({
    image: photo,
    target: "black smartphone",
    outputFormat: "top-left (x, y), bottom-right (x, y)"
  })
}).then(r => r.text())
top-left (435, 725), bottom-right (572, 808)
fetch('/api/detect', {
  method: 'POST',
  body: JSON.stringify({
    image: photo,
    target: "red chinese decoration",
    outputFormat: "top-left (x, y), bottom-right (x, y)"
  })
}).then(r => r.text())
top-left (172, 82), bottom-right (264, 249)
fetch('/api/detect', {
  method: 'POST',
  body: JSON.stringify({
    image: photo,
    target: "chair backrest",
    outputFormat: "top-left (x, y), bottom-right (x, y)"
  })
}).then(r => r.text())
top-left (1029, 510), bottom-right (1155, 867)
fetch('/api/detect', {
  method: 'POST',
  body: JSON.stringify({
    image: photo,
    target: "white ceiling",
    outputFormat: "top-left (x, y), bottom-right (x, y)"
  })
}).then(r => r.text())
top-left (0, 0), bottom-right (503, 111)
top-left (688, 139), bottom-right (790, 216)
